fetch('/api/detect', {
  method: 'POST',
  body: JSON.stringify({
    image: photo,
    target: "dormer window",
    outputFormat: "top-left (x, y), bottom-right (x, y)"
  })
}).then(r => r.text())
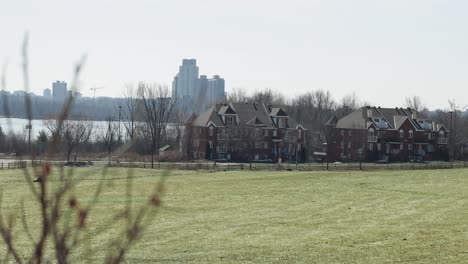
top-left (225, 115), bottom-right (235, 126)
top-left (409, 130), bottom-right (413, 138)
top-left (209, 126), bottom-right (214, 137)
top-left (399, 129), bottom-right (404, 138)
top-left (278, 118), bottom-right (286, 128)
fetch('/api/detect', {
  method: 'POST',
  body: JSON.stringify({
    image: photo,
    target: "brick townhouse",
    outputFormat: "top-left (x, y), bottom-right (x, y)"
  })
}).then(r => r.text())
top-left (326, 106), bottom-right (449, 162)
top-left (186, 102), bottom-right (306, 162)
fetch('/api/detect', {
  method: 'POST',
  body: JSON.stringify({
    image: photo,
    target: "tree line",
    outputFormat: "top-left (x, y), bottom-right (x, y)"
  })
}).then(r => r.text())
top-left (226, 88), bottom-right (468, 160)
top-left (1, 85), bottom-right (467, 162)
top-left (0, 83), bottom-right (180, 167)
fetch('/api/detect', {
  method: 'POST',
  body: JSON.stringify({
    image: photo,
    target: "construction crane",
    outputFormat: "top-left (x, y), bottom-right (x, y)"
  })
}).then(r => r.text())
top-left (90, 87), bottom-right (103, 98)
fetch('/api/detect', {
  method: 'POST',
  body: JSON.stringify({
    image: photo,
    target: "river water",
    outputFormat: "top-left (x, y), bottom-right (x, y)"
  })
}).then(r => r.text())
top-left (0, 118), bottom-right (181, 140)
top-left (0, 118), bottom-right (126, 138)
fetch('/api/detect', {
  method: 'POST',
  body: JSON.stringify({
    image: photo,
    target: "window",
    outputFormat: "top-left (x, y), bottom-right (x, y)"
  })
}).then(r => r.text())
top-left (400, 144), bottom-right (403, 150)
top-left (428, 145), bottom-right (434, 152)
top-left (409, 130), bottom-right (413, 138)
top-left (368, 143), bottom-right (374, 151)
top-left (288, 143), bottom-right (293, 154)
top-left (368, 128), bottom-right (374, 137)
top-left (219, 128), bottom-right (225, 134)
top-left (408, 144), bottom-right (413, 151)
top-left (399, 129), bottom-right (404, 138)
top-left (209, 141), bottom-right (213, 148)
top-left (298, 129), bottom-right (302, 139)
top-left (255, 142), bottom-right (261, 149)
top-left (278, 118), bottom-right (286, 128)
top-left (209, 126), bottom-right (214, 136)
top-left (377, 143), bottom-right (381, 151)
top-left (263, 129), bottom-right (269, 137)
top-left (263, 142), bottom-right (268, 149)
top-left (255, 128), bottom-right (261, 137)
top-left (347, 142), bottom-right (351, 149)
top-left (377, 131), bottom-right (382, 138)
top-left (340, 141), bottom-right (344, 149)
top-left (217, 142), bottom-right (227, 152)
top-left (341, 130), bottom-right (345, 136)
top-left (273, 130), bottom-right (277, 137)
top-left (348, 130), bottom-right (352, 136)
top-left (225, 115), bottom-right (235, 126)
top-left (385, 144), bottom-right (390, 154)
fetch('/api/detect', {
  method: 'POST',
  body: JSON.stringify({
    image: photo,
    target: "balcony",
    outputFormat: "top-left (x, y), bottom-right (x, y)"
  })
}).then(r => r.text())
top-left (437, 138), bottom-right (448, 144)
top-left (285, 136), bottom-right (296, 142)
top-left (217, 134), bottom-right (228, 140)
top-left (368, 135), bottom-right (377, 142)
top-left (216, 146), bottom-right (227, 153)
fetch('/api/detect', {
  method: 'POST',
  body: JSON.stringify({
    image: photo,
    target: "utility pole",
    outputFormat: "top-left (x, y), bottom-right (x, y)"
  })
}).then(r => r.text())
top-left (449, 111), bottom-right (453, 162)
top-left (26, 123), bottom-right (32, 156)
top-left (118, 105), bottom-right (122, 163)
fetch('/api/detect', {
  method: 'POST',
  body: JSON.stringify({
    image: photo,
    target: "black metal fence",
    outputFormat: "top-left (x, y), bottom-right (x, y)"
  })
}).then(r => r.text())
top-left (108, 160), bottom-right (468, 172)
top-left (1, 159), bottom-right (467, 172)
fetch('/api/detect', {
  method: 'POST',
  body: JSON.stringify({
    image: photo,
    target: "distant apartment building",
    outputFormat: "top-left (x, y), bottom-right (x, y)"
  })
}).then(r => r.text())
top-left (326, 106), bottom-right (449, 163)
top-left (172, 59), bottom-right (199, 99)
top-left (43, 88), bottom-right (51, 97)
top-left (52, 81), bottom-right (67, 100)
top-left (207, 75), bottom-right (225, 107)
top-left (172, 59), bottom-right (225, 113)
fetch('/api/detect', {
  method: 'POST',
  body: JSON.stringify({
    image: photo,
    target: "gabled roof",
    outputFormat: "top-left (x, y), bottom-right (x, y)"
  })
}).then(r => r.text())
top-left (185, 113), bottom-right (197, 124)
top-left (336, 106), bottom-right (446, 131)
top-left (393, 116), bottom-right (410, 130)
top-left (336, 111), bottom-right (367, 129)
top-left (325, 115), bottom-right (338, 126)
top-left (191, 106), bottom-right (224, 127)
top-left (189, 102), bottom-right (302, 129)
top-left (246, 116), bottom-right (266, 126)
top-left (270, 108), bottom-right (288, 117)
top-left (218, 105), bottom-right (236, 115)
top-left (230, 102), bottom-right (275, 128)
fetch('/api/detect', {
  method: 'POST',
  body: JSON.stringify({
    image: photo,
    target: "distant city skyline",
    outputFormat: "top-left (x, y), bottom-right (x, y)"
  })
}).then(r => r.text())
top-left (2, 0), bottom-right (468, 110)
top-left (172, 59), bottom-right (225, 113)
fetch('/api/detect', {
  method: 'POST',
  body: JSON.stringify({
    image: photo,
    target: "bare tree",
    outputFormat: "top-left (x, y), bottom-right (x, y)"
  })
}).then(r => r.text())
top-left (336, 92), bottom-right (361, 118)
top-left (45, 118), bottom-right (94, 162)
top-left (99, 117), bottom-right (118, 165)
top-left (404, 96), bottom-right (425, 112)
top-left (138, 83), bottom-right (177, 168)
top-left (122, 84), bottom-right (140, 141)
top-left (226, 87), bottom-right (250, 103)
top-left (0, 34), bottom-right (170, 264)
top-left (251, 88), bottom-right (287, 107)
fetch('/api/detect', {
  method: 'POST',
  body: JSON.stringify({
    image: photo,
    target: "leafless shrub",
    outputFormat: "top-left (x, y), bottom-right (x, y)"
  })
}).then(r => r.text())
top-left (0, 34), bottom-right (168, 263)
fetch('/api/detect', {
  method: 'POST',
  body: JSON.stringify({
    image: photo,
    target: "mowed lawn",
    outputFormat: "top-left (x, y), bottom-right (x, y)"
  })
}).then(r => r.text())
top-left (1, 167), bottom-right (468, 263)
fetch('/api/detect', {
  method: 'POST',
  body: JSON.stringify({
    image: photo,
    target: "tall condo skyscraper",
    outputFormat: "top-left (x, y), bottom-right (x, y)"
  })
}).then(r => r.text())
top-left (172, 59), bottom-right (199, 99)
top-left (206, 75), bottom-right (225, 107)
top-left (52, 81), bottom-right (67, 100)
top-left (172, 59), bottom-right (226, 113)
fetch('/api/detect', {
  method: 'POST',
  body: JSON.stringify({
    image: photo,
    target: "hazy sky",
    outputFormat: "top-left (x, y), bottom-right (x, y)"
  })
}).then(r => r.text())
top-left (1, 0), bottom-right (468, 109)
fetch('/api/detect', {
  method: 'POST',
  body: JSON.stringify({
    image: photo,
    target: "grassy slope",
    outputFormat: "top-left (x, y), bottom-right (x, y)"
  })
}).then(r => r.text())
top-left (1, 168), bottom-right (468, 263)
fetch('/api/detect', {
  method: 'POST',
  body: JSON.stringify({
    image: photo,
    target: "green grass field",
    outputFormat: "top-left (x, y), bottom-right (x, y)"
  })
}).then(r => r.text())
top-left (1, 167), bottom-right (468, 263)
